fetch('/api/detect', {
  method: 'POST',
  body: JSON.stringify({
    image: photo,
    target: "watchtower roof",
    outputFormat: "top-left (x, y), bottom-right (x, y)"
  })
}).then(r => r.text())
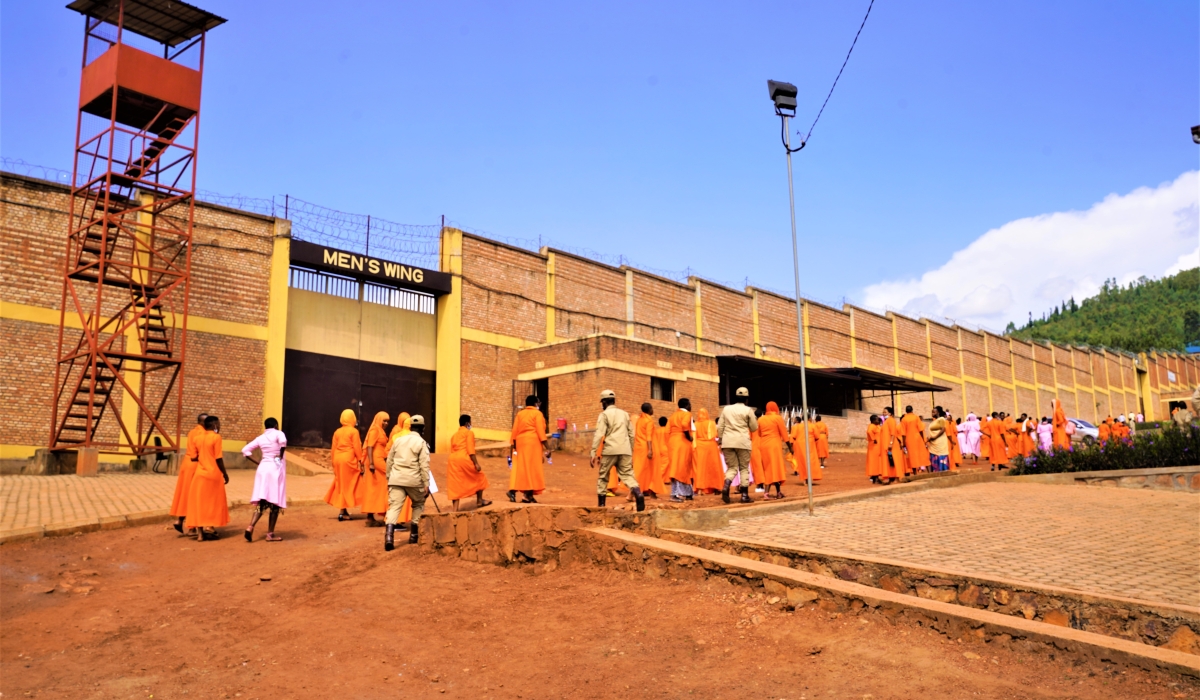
top-left (67, 0), bottom-right (226, 47)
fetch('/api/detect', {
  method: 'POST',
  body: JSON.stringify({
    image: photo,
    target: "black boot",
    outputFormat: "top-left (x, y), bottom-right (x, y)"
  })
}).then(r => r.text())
top-left (632, 487), bottom-right (645, 513)
top-left (739, 486), bottom-right (752, 503)
top-left (384, 524), bottom-right (395, 551)
top-left (408, 523), bottom-right (420, 544)
top-left (721, 479), bottom-right (732, 504)
top-left (598, 493), bottom-right (607, 507)
top-left (506, 489), bottom-right (517, 502)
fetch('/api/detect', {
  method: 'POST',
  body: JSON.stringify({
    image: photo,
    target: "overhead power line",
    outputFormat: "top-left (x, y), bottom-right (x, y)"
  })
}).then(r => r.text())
top-left (801, 0), bottom-right (875, 145)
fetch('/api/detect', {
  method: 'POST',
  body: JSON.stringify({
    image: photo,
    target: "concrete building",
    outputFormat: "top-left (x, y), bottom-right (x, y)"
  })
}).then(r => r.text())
top-left (2, 171), bottom-right (1196, 469)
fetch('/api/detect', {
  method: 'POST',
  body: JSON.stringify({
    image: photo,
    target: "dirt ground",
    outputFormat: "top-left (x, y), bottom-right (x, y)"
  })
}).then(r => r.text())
top-left (3, 504), bottom-right (1197, 700)
top-left (289, 447), bottom-right (999, 513)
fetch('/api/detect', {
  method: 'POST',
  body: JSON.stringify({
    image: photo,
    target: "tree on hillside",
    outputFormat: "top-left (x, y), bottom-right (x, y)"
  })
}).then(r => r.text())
top-left (1008, 268), bottom-right (1200, 353)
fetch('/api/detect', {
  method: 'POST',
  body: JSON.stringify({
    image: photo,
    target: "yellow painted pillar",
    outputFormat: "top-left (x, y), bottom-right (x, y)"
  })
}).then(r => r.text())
top-left (693, 279), bottom-right (703, 353)
top-left (955, 328), bottom-right (968, 418)
top-left (1136, 353), bottom-right (1153, 420)
top-left (119, 194), bottom-right (153, 450)
top-left (544, 251), bottom-right (556, 343)
top-left (750, 290), bottom-right (762, 358)
top-left (801, 300), bottom-right (811, 362)
top-left (983, 333), bottom-right (994, 414)
top-left (262, 220), bottom-right (291, 425)
top-left (625, 269), bottom-right (634, 337)
top-left (848, 306), bottom-right (858, 368)
top-left (435, 228), bottom-right (464, 452)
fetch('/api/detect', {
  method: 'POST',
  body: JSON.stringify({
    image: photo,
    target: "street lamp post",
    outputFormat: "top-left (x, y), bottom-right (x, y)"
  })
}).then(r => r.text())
top-left (768, 80), bottom-right (815, 516)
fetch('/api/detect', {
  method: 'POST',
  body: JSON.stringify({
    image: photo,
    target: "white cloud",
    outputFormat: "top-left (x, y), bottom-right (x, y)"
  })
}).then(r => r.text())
top-left (862, 170), bottom-right (1199, 331)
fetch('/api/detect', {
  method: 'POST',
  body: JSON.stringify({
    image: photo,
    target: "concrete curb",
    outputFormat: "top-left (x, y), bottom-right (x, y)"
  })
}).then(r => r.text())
top-left (0, 498), bottom-right (329, 545)
top-left (589, 527), bottom-right (1200, 678)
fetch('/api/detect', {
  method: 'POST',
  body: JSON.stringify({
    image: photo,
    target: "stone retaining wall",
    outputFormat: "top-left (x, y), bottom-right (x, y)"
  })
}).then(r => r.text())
top-left (655, 529), bottom-right (1199, 656)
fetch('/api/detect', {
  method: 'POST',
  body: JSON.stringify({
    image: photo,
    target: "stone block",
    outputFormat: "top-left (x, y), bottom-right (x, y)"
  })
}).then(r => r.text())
top-left (1161, 625), bottom-right (1200, 655)
top-left (957, 584), bottom-right (990, 608)
top-left (879, 575), bottom-right (910, 595)
top-left (786, 587), bottom-right (820, 609)
top-left (644, 556), bottom-right (667, 578)
top-left (924, 577), bottom-right (956, 587)
top-left (468, 514), bottom-right (492, 544)
top-left (511, 508), bottom-right (529, 535)
top-left (1191, 473), bottom-right (1200, 491)
top-left (992, 589), bottom-right (1012, 605)
top-left (433, 516), bottom-right (456, 545)
top-left (460, 546), bottom-right (478, 562)
top-left (739, 550), bottom-right (761, 561)
top-left (1098, 479), bottom-right (1117, 488)
top-left (76, 448), bottom-right (99, 477)
top-left (805, 560), bottom-right (833, 577)
top-left (455, 517), bottom-right (470, 545)
top-left (476, 541), bottom-right (500, 564)
top-left (1118, 475), bottom-right (1145, 488)
top-left (768, 554), bottom-right (792, 567)
top-left (1153, 474), bottom-right (1173, 488)
top-left (837, 566), bottom-right (861, 581)
top-left (418, 518), bottom-right (435, 546)
top-left (496, 512), bottom-right (515, 561)
top-left (528, 507), bottom-right (553, 532)
top-left (516, 534), bottom-right (544, 561)
top-left (544, 530), bottom-right (568, 548)
top-left (915, 584), bottom-right (957, 603)
top-left (1041, 610), bottom-right (1070, 627)
top-left (1007, 592), bottom-right (1038, 620)
top-left (763, 579), bottom-right (787, 597)
top-left (553, 509), bottom-right (583, 531)
top-left (817, 598), bottom-right (844, 612)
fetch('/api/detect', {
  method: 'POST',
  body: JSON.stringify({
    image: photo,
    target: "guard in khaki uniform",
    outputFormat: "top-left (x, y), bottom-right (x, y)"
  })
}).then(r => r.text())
top-left (590, 390), bottom-right (645, 512)
top-left (384, 414), bottom-right (431, 550)
top-left (717, 387), bottom-right (758, 504)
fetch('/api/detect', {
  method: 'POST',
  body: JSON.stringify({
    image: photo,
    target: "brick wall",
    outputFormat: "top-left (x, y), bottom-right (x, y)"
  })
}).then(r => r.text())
top-left (960, 330), bottom-right (987, 381)
top-left (630, 271), bottom-right (695, 349)
top-left (893, 314), bottom-right (928, 375)
top-left (461, 340), bottom-right (520, 434)
top-left (1011, 339), bottom-right (1035, 386)
top-left (928, 322), bottom-right (960, 377)
top-left (806, 302), bottom-right (851, 368)
top-left (1, 173), bottom-right (277, 450)
top-left (461, 235), bottom-right (546, 343)
top-left (755, 290), bottom-right (800, 365)
top-left (851, 307), bottom-right (894, 373)
top-left (697, 280), bottom-right (753, 356)
top-left (553, 252), bottom-right (625, 339)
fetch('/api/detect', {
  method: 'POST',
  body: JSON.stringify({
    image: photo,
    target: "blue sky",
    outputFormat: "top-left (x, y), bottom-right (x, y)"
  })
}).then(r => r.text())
top-left (3, 1), bottom-right (1197, 328)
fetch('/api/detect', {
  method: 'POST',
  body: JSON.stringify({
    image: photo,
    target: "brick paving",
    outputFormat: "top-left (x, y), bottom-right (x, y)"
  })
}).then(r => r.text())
top-left (0, 471), bottom-right (333, 534)
top-left (711, 482), bottom-right (1200, 608)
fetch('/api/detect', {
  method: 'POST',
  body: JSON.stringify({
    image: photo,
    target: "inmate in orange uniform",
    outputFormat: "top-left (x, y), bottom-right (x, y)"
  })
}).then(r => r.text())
top-left (985, 417), bottom-right (1008, 467)
top-left (170, 421), bottom-right (206, 520)
top-left (947, 418), bottom-right (962, 471)
top-left (900, 412), bottom-right (930, 472)
top-left (692, 408), bottom-right (724, 493)
top-left (865, 421), bottom-right (885, 478)
top-left (652, 419), bottom-right (671, 492)
top-left (1097, 417), bottom-right (1111, 445)
top-left (1051, 400), bottom-right (1070, 450)
top-left (788, 421), bottom-right (822, 482)
top-left (979, 417), bottom-right (991, 461)
top-left (1003, 416), bottom-right (1017, 458)
top-left (757, 402), bottom-right (789, 489)
top-left (666, 408), bottom-right (694, 485)
top-left (510, 406), bottom-right (547, 494)
top-left (632, 411), bottom-right (660, 495)
top-left (1021, 418), bottom-right (1037, 456)
top-left (880, 414), bottom-right (903, 480)
top-left (809, 418), bottom-right (830, 464)
top-left (358, 411), bottom-right (390, 517)
top-left (447, 425), bottom-right (489, 501)
top-left (185, 428), bottom-right (229, 530)
top-left (324, 409), bottom-right (363, 512)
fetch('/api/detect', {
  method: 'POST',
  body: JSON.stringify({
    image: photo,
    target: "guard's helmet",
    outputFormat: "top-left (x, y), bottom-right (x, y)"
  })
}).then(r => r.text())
top-left (409, 415), bottom-right (425, 426)
top-left (600, 389), bottom-right (616, 400)
top-left (735, 387), bottom-right (749, 397)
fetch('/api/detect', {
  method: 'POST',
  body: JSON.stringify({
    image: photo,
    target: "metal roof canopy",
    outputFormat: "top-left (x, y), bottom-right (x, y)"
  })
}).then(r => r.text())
top-left (67, 0), bottom-right (226, 46)
top-left (718, 355), bottom-right (950, 394)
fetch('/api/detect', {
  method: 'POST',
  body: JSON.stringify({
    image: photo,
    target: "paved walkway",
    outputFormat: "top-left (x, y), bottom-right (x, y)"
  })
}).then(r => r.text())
top-left (710, 482), bottom-right (1200, 608)
top-left (0, 471), bottom-right (333, 535)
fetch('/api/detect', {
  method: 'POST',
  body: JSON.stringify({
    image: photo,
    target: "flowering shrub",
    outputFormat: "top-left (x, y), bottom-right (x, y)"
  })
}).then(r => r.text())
top-left (1011, 422), bottom-right (1200, 475)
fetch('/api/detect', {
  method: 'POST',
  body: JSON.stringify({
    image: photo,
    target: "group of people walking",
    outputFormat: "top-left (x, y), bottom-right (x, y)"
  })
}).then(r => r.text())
top-left (169, 413), bottom-right (288, 542)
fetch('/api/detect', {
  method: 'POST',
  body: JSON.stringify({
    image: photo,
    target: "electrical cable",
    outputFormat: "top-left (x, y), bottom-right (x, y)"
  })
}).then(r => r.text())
top-left (800, 0), bottom-right (876, 146)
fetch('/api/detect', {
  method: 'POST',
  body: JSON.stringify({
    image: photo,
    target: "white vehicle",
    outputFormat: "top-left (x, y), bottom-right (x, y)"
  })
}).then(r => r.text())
top-left (1067, 418), bottom-right (1100, 444)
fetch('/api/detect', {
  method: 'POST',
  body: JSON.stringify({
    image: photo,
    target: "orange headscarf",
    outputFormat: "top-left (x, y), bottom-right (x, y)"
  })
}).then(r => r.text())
top-left (339, 408), bottom-right (357, 427)
top-left (365, 411), bottom-right (389, 446)
top-left (695, 407), bottom-right (716, 440)
top-left (766, 401), bottom-right (780, 414)
top-left (387, 412), bottom-right (411, 450)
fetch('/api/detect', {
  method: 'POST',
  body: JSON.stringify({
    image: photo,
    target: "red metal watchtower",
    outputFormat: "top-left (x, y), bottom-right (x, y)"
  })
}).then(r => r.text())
top-left (50, 0), bottom-right (225, 456)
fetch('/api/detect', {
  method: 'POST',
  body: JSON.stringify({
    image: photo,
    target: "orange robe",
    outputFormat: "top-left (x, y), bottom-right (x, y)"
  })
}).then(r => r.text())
top-left (985, 420), bottom-right (1008, 466)
top-left (170, 424), bottom-right (205, 517)
top-left (946, 421), bottom-right (962, 470)
top-left (1020, 419), bottom-right (1037, 456)
top-left (1051, 401), bottom-right (1070, 450)
top-left (667, 409), bottom-right (695, 484)
top-left (900, 414), bottom-right (930, 472)
top-left (980, 419), bottom-right (991, 460)
top-left (757, 405), bottom-right (789, 486)
top-left (749, 428), bottom-right (766, 485)
top-left (1098, 419), bottom-right (1111, 445)
top-left (809, 421), bottom-right (830, 459)
top-left (358, 411), bottom-right (390, 514)
top-left (633, 414), bottom-right (661, 494)
top-left (693, 409), bottom-right (724, 493)
top-left (1003, 417), bottom-right (1018, 458)
top-left (510, 407), bottom-right (547, 493)
top-left (324, 410), bottom-right (363, 509)
top-left (447, 426), bottom-right (489, 500)
top-left (880, 416), bottom-right (903, 480)
top-left (865, 424), bottom-right (885, 477)
top-left (652, 424), bottom-right (671, 490)
top-left (788, 422), bottom-right (822, 482)
top-left (184, 429), bottom-right (229, 529)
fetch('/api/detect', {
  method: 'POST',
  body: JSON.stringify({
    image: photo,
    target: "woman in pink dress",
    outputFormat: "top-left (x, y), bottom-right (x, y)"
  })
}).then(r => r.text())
top-left (1036, 417), bottom-right (1053, 452)
top-left (242, 417), bottom-right (288, 542)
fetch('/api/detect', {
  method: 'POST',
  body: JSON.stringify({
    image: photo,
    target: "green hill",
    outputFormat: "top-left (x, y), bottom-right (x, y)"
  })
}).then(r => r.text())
top-left (1006, 268), bottom-right (1199, 353)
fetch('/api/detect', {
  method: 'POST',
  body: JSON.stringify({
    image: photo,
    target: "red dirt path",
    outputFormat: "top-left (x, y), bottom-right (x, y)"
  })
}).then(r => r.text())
top-left (3, 503), bottom-right (1196, 699)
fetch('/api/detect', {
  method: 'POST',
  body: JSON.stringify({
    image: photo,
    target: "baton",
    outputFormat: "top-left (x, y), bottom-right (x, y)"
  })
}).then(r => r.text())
top-left (427, 489), bottom-right (441, 513)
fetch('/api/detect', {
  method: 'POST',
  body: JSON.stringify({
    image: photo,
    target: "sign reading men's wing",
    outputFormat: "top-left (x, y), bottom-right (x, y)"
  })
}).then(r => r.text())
top-left (289, 240), bottom-right (452, 295)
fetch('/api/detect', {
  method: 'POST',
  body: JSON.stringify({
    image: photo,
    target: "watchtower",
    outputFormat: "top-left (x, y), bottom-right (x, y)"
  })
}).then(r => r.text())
top-left (50, 0), bottom-right (225, 456)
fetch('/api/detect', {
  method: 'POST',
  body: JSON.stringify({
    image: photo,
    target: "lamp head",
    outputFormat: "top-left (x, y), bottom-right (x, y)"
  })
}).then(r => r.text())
top-left (1192, 125), bottom-right (1200, 145)
top-left (768, 80), bottom-right (798, 115)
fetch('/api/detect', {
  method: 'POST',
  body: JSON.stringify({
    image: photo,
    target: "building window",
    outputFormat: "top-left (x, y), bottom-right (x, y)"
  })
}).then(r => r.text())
top-left (651, 377), bottom-right (674, 402)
